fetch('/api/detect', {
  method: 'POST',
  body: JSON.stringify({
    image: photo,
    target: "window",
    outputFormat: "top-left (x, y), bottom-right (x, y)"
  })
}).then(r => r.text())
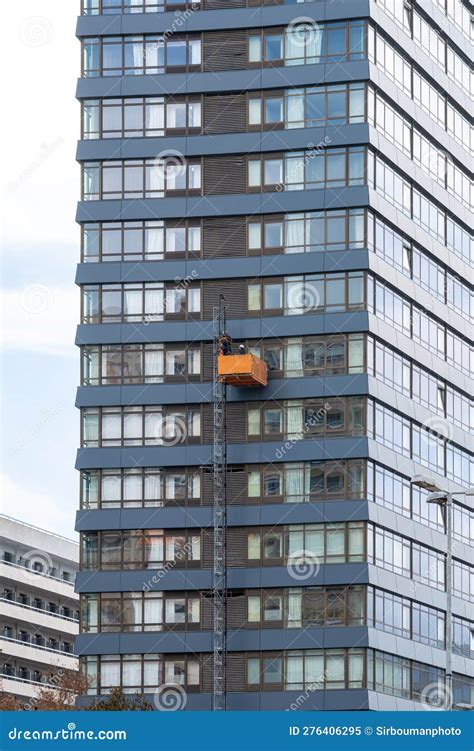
top-left (246, 460), bottom-right (365, 504)
top-left (247, 209), bottom-right (365, 256)
top-left (82, 343), bottom-right (202, 386)
top-left (248, 83), bottom-right (366, 130)
top-left (83, 159), bottom-right (202, 200)
top-left (82, 282), bottom-right (201, 323)
top-left (81, 530), bottom-right (201, 571)
top-left (82, 35), bottom-right (201, 77)
top-left (248, 21), bottom-right (366, 67)
top-left (247, 523), bottom-right (365, 565)
top-left (82, 220), bottom-right (201, 263)
top-left (81, 468), bottom-right (202, 509)
top-left (247, 649), bottom-right (365, 691)
top-left (368, 25), bottom-right (472, 154)
top-left (81, 591), bottom-right (200, 632)
top-left (82, 406), bottom-right (202, 447)
top-left (83, 654), bottom-right (200, 695)
top-left (248, 272), bottom-right (365, 316)
top-left (246, 397), bottom-right (365, 441)
top-left (248, 147), bottom-right (366, 192)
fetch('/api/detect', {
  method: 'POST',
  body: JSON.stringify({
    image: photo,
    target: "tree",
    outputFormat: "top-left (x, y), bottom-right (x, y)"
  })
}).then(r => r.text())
top-left (30, 669), bottom-right (89, 710)
top-left (86, 686), bottom-right (153, 711)
top-left (0, 693), bottom-right (23, 711)
top-left (0, 669), bottom-right (88, 712)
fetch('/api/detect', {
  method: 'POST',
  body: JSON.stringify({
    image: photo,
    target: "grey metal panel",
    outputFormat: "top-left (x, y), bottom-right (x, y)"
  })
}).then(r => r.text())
top-left (75, 374), bottom-right (370, 407)
top-left (75, 437), bottom-right (371, 469)
top-left (227, 563), bottom-right (370, 589)
top-left (75, 186), bottom-right (371, 223)
top-left (75, 311), bottom-right (370, 346)
top-left (415, 0), bottom-right (473, 58)
top-left (76, 61), bottom-right (371, 99)
top-left (228, 626), bottom-right (369, 652)
top-left (76, 689), bottom-right (372, 711)
top-left (75, 626), bottom-right (369, 656)
top-left (75, 249), bottom-right (370, 284)
top-left (368, 63), bottom-right (469, 169)
top-left (370, 2), bottom-right (472, 116)
top-left (75, 500), bottom-right (371, 532)
top-left (75, 569), bottom-right (213, 593)
top-left (76, 0), bottom-right (370, 37)
top-left (76, 124), bottom-right (370, 161)
top-left (367, 628), bottom-right (474, 678)
top-left (75, 562), bottom-right (369, 594)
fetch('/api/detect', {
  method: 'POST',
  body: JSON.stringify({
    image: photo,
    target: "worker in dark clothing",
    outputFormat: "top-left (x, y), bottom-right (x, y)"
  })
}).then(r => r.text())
top-left (219, 332), bottom-right (232, 355)
top-left (239, 344), bottom-right (246, 355)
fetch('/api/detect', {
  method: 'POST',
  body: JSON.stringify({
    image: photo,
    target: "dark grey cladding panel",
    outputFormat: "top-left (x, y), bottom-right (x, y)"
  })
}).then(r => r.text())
top-left (76, 0), bottom-right (370, 37)
top-left (75, 626), bottom-right (368, 657)
top-left (75, 437), bottom-right (370, 469)
top-left (75, 249), bottom-right (370, 284)
top-left (74, 569), bottom-right (213, 593)
top-left (76, 124), bottom-right (370, 161)
top-left (75, 500), bottom-right (370, 532)
top-left (75, 374), bottom-right (370, 407)
top-left (77, 690), bottom-right (369, 710)
top-left (76, 61), bottom-right (370, 99)
top-left (75, 382), bottom-right (212, 407)
top-left (75, 444), bottom-right (214, 469)
top-left (76, 631), bottom-right (213, 656)
top-left (75, 506), bottom-right (212, 531)
top-left (75, 186), bottom-right (370, 223)
top-left (75, 634), bottom-right (121, 654)
top-left (228, 626), bottom-right (369, 652)
top-left (228, 562), bottom-right (370, 589)
top-left (74, 563), bottom-right (369, 594)
top-left (227, 689), bottom-right (370, 711)
top-left (231, 500), bottom-right (370, 527)
top-left (75, 311), bottom-right (370, 345)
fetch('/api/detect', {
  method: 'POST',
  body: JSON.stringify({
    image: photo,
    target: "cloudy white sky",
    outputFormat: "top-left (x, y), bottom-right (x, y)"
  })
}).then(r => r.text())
top-left (1, 2), bottom-right (80, 536)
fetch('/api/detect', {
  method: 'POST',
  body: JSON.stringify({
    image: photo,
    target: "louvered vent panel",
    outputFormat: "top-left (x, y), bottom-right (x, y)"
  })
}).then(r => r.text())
top-left (203, 30), bottom-right (247, 72)
top-left (226, 405), bottom-right (246, 444)
top-left (228, 468), bottom-right (246, 505)
top-left (226, 653), bottom-right (245, 692)
top-left (203, 217), bottom-right (247, 259)
top-left (203, 342), bottom-right (214, 381)
top-left (228, 592), bottom-right (247, 630)
top-left (202, 595), bottom-right (214, 630)
top-left (203, 0), bottom-right (246, 8)
top-left (202, 528), bottom-right (214, 568)
top-left (204, 155), bottom-right (247, 196)
top-left (204, 94), bottom-right (247, 134)
top-left (203, 279), bottom-right (247, 319)
top-left (201, 653), bottom-right (214, 693)
top-left (227, 528), bottom-right (246, 567)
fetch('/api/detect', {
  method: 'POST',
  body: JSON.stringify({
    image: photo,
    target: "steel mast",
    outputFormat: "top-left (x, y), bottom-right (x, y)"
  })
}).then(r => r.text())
top-left (212, 295), bottom-right (227, 710)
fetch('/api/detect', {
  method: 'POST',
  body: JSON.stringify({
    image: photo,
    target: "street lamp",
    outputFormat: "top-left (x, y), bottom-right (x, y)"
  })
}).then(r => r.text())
top-left (411, 475), bottom-right (474, 711)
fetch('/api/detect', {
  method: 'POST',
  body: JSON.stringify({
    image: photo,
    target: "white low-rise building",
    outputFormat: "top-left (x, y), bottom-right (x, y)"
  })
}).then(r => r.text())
top-left (0, 515), bottom-right (79, 702)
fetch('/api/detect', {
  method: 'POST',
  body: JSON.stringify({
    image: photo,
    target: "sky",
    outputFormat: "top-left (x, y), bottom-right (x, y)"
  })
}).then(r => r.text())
top-left (1, 2), bottom-right (80, 537)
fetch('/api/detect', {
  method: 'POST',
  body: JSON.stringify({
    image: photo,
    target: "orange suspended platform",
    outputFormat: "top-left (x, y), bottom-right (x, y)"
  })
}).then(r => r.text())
top-left (217, 353), bottom-right (268, 387)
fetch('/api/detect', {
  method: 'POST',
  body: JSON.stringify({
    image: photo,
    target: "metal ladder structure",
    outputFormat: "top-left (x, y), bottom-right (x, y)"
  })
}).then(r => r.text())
top-left (212, 295), bottom-right (227, 711)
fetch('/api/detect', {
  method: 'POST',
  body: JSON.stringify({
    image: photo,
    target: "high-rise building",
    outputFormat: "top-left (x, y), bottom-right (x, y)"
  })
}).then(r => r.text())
top-left (75, 0), bottom-right (473, 710)
top-left (0, 515), bottom-right (79, 704)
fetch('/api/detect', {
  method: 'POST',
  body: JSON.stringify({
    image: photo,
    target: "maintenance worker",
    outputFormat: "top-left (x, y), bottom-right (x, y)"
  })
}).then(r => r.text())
top-left (219, 332), bottom-right (232, 355)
